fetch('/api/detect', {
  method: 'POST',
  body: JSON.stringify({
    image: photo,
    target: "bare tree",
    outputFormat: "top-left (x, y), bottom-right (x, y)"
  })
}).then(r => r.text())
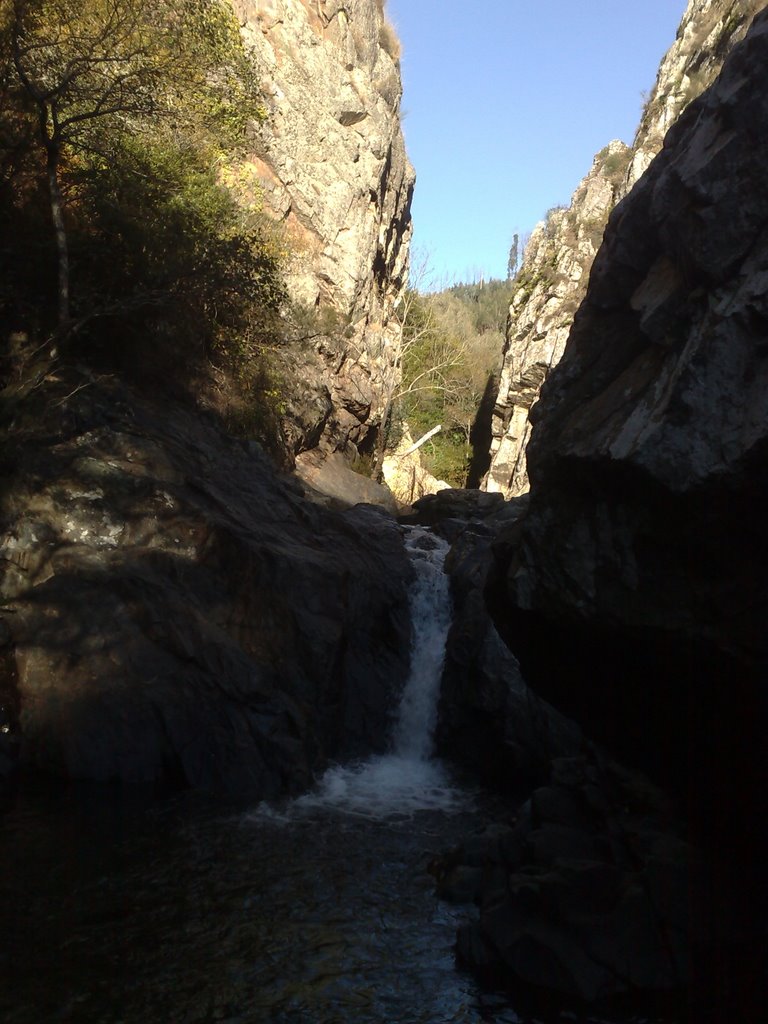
top-left (373, 253), bottom-right (471, 481)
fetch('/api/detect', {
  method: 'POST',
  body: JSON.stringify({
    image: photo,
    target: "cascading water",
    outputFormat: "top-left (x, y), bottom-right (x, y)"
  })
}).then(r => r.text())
top-left (392, 528), bottom-right (452, 760)
top-left (285, 525), bottom-right (470, 819)
top-left (0, 523), bottom-right (664, 1023)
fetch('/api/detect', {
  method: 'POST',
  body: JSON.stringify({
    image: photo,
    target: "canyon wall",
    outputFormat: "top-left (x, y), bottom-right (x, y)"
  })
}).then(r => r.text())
top-left (0, 1), bottom-right (417, 795)
top-left (233, 0), bottom-right (414, 457)
top-left (486, 0), bottom-right (764, 497)
top-left (489, 7), bottom-right (768, 845)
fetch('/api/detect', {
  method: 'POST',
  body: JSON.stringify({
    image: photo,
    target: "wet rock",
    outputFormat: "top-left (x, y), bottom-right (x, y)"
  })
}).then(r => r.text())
top-left (0, 372), bottom-right (412, 798)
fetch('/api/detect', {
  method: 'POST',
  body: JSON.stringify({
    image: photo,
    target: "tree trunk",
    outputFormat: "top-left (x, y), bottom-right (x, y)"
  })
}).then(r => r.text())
top-left (373, 391), bottom-right (393, 483)
top-left (401, 423), bottom-right (441, 457)
top-left (46, 143), bottom-right (69, 329)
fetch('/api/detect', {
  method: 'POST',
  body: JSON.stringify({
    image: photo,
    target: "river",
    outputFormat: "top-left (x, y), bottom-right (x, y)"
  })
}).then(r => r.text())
top-left (0, 529), bottom-right (650, 1023)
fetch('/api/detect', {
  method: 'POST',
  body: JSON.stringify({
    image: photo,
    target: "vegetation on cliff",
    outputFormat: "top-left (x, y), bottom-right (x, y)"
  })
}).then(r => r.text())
top-left (0, 0), bottom-right (292, 442)
top-left (379, 274), bottom-right (506, 486)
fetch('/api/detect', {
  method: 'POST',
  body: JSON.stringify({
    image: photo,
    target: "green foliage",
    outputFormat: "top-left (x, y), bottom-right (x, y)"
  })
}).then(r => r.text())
top-left (0, 0), bottom-right (289, 452)
top-left (394, 285), bottom-right (503, 487)
top-left (445, 278), bottom-right (511, 336)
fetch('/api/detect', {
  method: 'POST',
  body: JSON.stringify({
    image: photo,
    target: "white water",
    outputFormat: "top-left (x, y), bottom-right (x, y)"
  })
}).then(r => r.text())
top-left (275, 527), bottom-right (470, 819)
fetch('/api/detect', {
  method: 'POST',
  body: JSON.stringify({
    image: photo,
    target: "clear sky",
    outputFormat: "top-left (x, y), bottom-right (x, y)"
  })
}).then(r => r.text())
top-left (386, 0), bottom-right (688, 285)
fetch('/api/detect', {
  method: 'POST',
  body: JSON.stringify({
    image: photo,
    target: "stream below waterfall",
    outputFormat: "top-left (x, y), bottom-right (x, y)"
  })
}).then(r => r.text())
top-left (0, 529), bottom-right (647, 1024)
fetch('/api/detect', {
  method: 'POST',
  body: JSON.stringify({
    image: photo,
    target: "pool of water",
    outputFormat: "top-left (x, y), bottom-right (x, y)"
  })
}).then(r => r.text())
top-left (1, 771), bottom-right (656, 1024)
top-left (0, 529), bottom-right (664, 1024)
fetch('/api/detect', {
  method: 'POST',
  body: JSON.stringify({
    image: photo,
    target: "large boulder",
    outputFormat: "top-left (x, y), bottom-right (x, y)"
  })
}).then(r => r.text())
top-left (0, 371), bottom-right (412, 798)
top-left (435, 499), bottom-right (582, 792)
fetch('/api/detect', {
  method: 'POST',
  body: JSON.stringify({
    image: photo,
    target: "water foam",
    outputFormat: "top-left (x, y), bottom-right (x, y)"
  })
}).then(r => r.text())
top-left (253, 526), bottom-right (470, 820)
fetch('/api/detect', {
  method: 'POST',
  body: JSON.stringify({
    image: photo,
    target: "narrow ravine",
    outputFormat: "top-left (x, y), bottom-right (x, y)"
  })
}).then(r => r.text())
top-left (0, 527), bottom-right (635, 1024)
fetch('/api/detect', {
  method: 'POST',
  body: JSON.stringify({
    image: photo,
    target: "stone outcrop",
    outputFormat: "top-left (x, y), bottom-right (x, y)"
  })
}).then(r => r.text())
top-left (294, 448), bottom-right (398, 511)
top-left (485, 0), bottom-right (763, 497)
top-left (0, 370), bottom-right (412, 797)
top-left (486, 142), bottom-right (631, 496)
top-left (490, 9), bottom-right (768, 847)
top-left (233, 0), bottom-right (414, 458)
top-left (625, 0), bottom-right (766, 188)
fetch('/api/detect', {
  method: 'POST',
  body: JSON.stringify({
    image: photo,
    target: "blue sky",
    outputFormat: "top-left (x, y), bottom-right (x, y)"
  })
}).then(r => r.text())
top-left (386, 0), bottom-right (688, 285)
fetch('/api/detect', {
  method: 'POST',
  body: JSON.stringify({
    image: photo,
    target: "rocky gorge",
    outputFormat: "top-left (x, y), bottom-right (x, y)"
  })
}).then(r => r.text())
top-left (486, 0), bottom-right (765, 498)
top-left (2, 0), bottom-right (768, 1022)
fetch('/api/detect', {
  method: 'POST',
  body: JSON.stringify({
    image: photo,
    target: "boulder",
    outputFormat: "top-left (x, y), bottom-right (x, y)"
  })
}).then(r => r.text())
top-left (445, 752), bottom-right (711, 1013)
top-left (294, 449), bottom-right (398, 511)
top-left (0, 371), bottom-right (412, 798)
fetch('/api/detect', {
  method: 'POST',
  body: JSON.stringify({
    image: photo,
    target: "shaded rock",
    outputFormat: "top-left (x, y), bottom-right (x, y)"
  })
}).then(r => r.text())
top-left (405, 488), bottom-right (505, 527)
top-left (451, 753), bottom-right (704, 1012)
top-left (0, 372), bottom-right (411, 798)
top-left (293, 448), bottom-right (398, 511)
top-left (434, 499), bottom-right (581, 792)
top-left (490, 10), bottom-right (768, 852)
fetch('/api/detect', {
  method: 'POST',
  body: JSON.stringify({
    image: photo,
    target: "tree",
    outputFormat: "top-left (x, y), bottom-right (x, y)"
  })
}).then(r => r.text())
top-left (4, 0), bottom-right (261, 335)
top-left (374, 254), bottom-right (503, 486)
top-left (507, 232), bottom-right (519, 279)
top-left (373, 253), bottom-right (467, 481)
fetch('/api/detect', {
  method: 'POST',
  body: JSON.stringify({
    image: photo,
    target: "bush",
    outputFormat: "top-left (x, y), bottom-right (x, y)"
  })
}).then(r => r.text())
top-left (0, 0), bottom-right (291, 452)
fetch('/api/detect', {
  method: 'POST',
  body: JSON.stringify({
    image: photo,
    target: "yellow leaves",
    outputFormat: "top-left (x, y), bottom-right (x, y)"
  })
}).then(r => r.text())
top-left (8, 0), bottom-right (264, 154)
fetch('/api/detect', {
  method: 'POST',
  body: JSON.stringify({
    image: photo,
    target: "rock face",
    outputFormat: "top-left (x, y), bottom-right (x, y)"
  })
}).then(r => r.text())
top-left (435, 499), bottom-right (583, 793)
top-left (486, 142), bottom-right (631, 496)
top-left (233, 0), bottom-right (414, 457)
top-left (485, 0), bottom-right (763, 497)
top-left (490, 10), bottom-right (768, 848)
top-left (625, 0), bottom-right (766, 187)
top-left (0, 371), bottom-right (412, 797)
top-left (443, 753), bottom-right (705, 1010)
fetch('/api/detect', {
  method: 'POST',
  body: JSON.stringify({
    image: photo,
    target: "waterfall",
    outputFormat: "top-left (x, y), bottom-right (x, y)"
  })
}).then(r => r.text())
top-left (286, 526), bottom-right (468, 818)
top-left (391, 528), bottom-right (452, 761)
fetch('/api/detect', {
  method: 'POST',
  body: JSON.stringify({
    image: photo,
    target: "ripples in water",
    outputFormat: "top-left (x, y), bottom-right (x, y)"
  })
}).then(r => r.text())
top-left (0, 779), bottom-right (661, 1024)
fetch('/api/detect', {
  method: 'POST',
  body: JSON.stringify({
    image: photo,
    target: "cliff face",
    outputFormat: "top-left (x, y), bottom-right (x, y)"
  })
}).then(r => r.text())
top-left (490, 8), bottom-right (768, 843)
top-left (625, 0), bottom-right (765, 188)
top-left (486, 0), bottom-right (763, 497)
top-left (486, 142), bottom-right (630, 495)
top-left (233, 0), bottom-right (414, 457)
